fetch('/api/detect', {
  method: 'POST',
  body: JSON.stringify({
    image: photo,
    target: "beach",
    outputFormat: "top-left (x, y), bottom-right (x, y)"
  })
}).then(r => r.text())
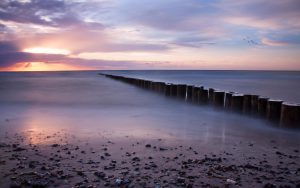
top-left (0, 71), bottom-right (300, 188)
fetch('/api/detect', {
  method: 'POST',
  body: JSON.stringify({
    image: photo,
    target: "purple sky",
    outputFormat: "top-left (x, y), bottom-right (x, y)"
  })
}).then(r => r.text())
top-left (0, 0), bottom-right (300, 70)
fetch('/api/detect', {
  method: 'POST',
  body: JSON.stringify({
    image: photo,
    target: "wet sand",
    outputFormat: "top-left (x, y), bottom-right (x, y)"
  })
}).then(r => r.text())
top-left (0, 72), bottom-right (300, 187)
top-left (0, 128), bottom-right (299, 188)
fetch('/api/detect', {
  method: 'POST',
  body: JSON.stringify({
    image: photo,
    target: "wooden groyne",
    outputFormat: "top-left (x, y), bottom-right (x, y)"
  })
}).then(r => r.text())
top-left (100, 73), bottom-right (300, 128)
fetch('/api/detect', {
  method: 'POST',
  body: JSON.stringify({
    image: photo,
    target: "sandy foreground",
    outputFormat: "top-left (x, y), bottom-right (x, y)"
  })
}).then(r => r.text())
top-left (0, 127), bottom-right (299, 188)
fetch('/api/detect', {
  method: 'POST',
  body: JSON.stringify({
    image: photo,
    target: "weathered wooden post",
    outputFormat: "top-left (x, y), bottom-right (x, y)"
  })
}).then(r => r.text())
top-left (243, 94), bottom-right (252, 114)
top-left (225, 92), bottom-right (234, 109)
top-left (151, 82), bottom-right (157, 91)
top-left (267, 99), bottom-right (283, 123)
top-left (134, 79), bottom-right (139, 87)
top-left (200, 88), bottom-right (209, 104)
top-left (177, 84), bottom-right (186, 99)
top-left (209, 88), bottom-right (215, 104)
top-left (213, 91), bottom-right (225, 107)
top-left (280, 103), bottom-right (300, 128)
top-left (155, 82), bottom-right (162, 92)
top-left (170, 84), bottom-right (177, 97)
top-left (159, 82), bottom-right (166, 93)
top-left (165, 83), bottom-right (171, 96)
top-left (251, 95), bottom-right (259, 115)
top-left (186, 85), bottom-right (194, 101)
top-left (192, 87), bottom-right (199, 103)
top-left (140, 79), bottom-right (145, 88)
top-left (231, 94), bottom-right (244, 112)
top-left (258, 97), bottom-right (269, 117)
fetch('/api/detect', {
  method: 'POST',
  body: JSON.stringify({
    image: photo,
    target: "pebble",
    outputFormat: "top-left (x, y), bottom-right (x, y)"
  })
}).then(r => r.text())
top-left (226, 179), bottom-right (236, 184)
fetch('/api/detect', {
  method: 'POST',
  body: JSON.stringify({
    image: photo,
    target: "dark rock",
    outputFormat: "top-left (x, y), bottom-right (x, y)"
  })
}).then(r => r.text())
top-left (132, 157), bottom-right (140, 162)
top-left (145, 144), bottom-right (151, 148)
top-left (13, 147), bottom-right (26, 152)
top-left (94, 171), bottom-right (106, 179)
top-left (77, 171), bottom-right (85, 176)
top-left (276, 151), bottom-right (283, 155)
top-left (263, 183), bottom-right (277, 188)
top-left (0, 143), bottom-right (10, 148)
top-left (177, 177), bottom-right (185, 183)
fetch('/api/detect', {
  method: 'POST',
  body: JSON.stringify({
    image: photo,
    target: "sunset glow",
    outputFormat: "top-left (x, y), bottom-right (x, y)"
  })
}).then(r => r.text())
top-left (0, 0), bottom-right (299, 71)
top-left (23, 47), bottom-right (71, 55)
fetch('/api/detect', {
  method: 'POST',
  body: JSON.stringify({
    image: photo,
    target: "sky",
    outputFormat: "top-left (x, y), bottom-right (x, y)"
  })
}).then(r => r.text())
top-left (0, 0), bottom-right (300, 71)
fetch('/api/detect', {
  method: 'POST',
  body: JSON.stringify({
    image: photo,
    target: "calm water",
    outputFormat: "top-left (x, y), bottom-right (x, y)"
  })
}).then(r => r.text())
top-left (0, 70), bottom-right (299, 147)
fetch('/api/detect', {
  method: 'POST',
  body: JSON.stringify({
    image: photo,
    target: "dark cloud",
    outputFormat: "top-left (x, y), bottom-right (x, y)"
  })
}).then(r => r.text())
top-left (0, 52), bottom-right (32, 67)
top-left (0, 0), bottom-right (80, 27)
top-left (0, 23), bottom-right (7, 31)
top-left (0, 51), bottom-right (71, 67)
top-left (0, 41), bottom-right (19, 53)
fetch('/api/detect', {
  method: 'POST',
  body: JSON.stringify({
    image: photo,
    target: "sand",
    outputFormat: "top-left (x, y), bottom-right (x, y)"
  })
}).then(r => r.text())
top-left (0, 127), bottom-right (299, 188)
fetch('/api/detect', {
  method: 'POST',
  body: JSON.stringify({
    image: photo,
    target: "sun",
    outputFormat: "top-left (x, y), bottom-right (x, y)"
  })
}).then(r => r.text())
top-left (23, 47), bottom-right (71, 55)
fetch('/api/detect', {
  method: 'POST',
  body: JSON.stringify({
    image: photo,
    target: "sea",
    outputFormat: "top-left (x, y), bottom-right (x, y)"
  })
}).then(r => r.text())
top-left (0, 70), bottom-right (299, 146)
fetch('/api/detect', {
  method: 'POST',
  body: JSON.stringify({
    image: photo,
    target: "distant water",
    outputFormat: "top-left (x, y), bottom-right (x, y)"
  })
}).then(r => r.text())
top-left (0, 70), bottom-right (300, 145)
top-left (102, 70), bottom-right (300, 103)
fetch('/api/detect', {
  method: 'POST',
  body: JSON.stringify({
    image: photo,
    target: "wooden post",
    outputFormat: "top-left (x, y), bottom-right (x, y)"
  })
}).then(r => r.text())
top-left (213, 91), bottom-right (225, 107)
top-left (155, 82), bottom-right (163, 92)
top-left (177, 84), bottom-right (186, 99)
top-left (186, 85), bottom-right (193, 101)
top-left (165, 84), bottom-right (171, 96)
top-left (251, 95), bottom-right (259, 115)
top-left (140, 79), bottom-right (145, 88)
top-left (209, 88), bottom-right (215, 104)
top-left (151, 82), bottom-right (157, 91)
top-left (258, 97), bottom-right (269, 117)
top-left (170, 84), bottom-right (177, 97)
top-left (192, 87), bottom-right (199, 103)
top-left (231, 94), bottom-right (244, 112)
top-left (280, 103), bottom-right (300, 128)
top-left (198, 88), bottom-right (208, 104)
top-left (243, 94), bottom-right (252, 114)
top-left (159, 82), bottom-right (166, 93)
top-left (225, 92), bottom-right (234, 109)
top-left (267, 99), bottom-right (283, 122)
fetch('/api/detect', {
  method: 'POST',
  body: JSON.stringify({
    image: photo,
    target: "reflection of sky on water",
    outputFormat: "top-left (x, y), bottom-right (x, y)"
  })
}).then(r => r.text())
top-left (0, 71), bottom-right (299, 149)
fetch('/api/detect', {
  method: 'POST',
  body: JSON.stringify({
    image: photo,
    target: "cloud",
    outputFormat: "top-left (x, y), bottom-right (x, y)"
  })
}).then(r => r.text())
top-left (114, 0), bottom-right (222, 32)
top-left (0, 0), bottom-right (67, 26)
top-left (261, 34), bottom-right (300, 47)
top-left (221, 0), bottom-right (300, 32)
top-left (172, 35), bottom-right (216, 48)
top-left (0, 51), bottom-right (67, 67)
top-left (0, 50), bottom-right (169, 70)
top-left (261, 38), bottom-right (289, 47)
top-left (1, 0), bottom-right (300, 70)
top-left (0, 41), bottom-right (19, 53)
